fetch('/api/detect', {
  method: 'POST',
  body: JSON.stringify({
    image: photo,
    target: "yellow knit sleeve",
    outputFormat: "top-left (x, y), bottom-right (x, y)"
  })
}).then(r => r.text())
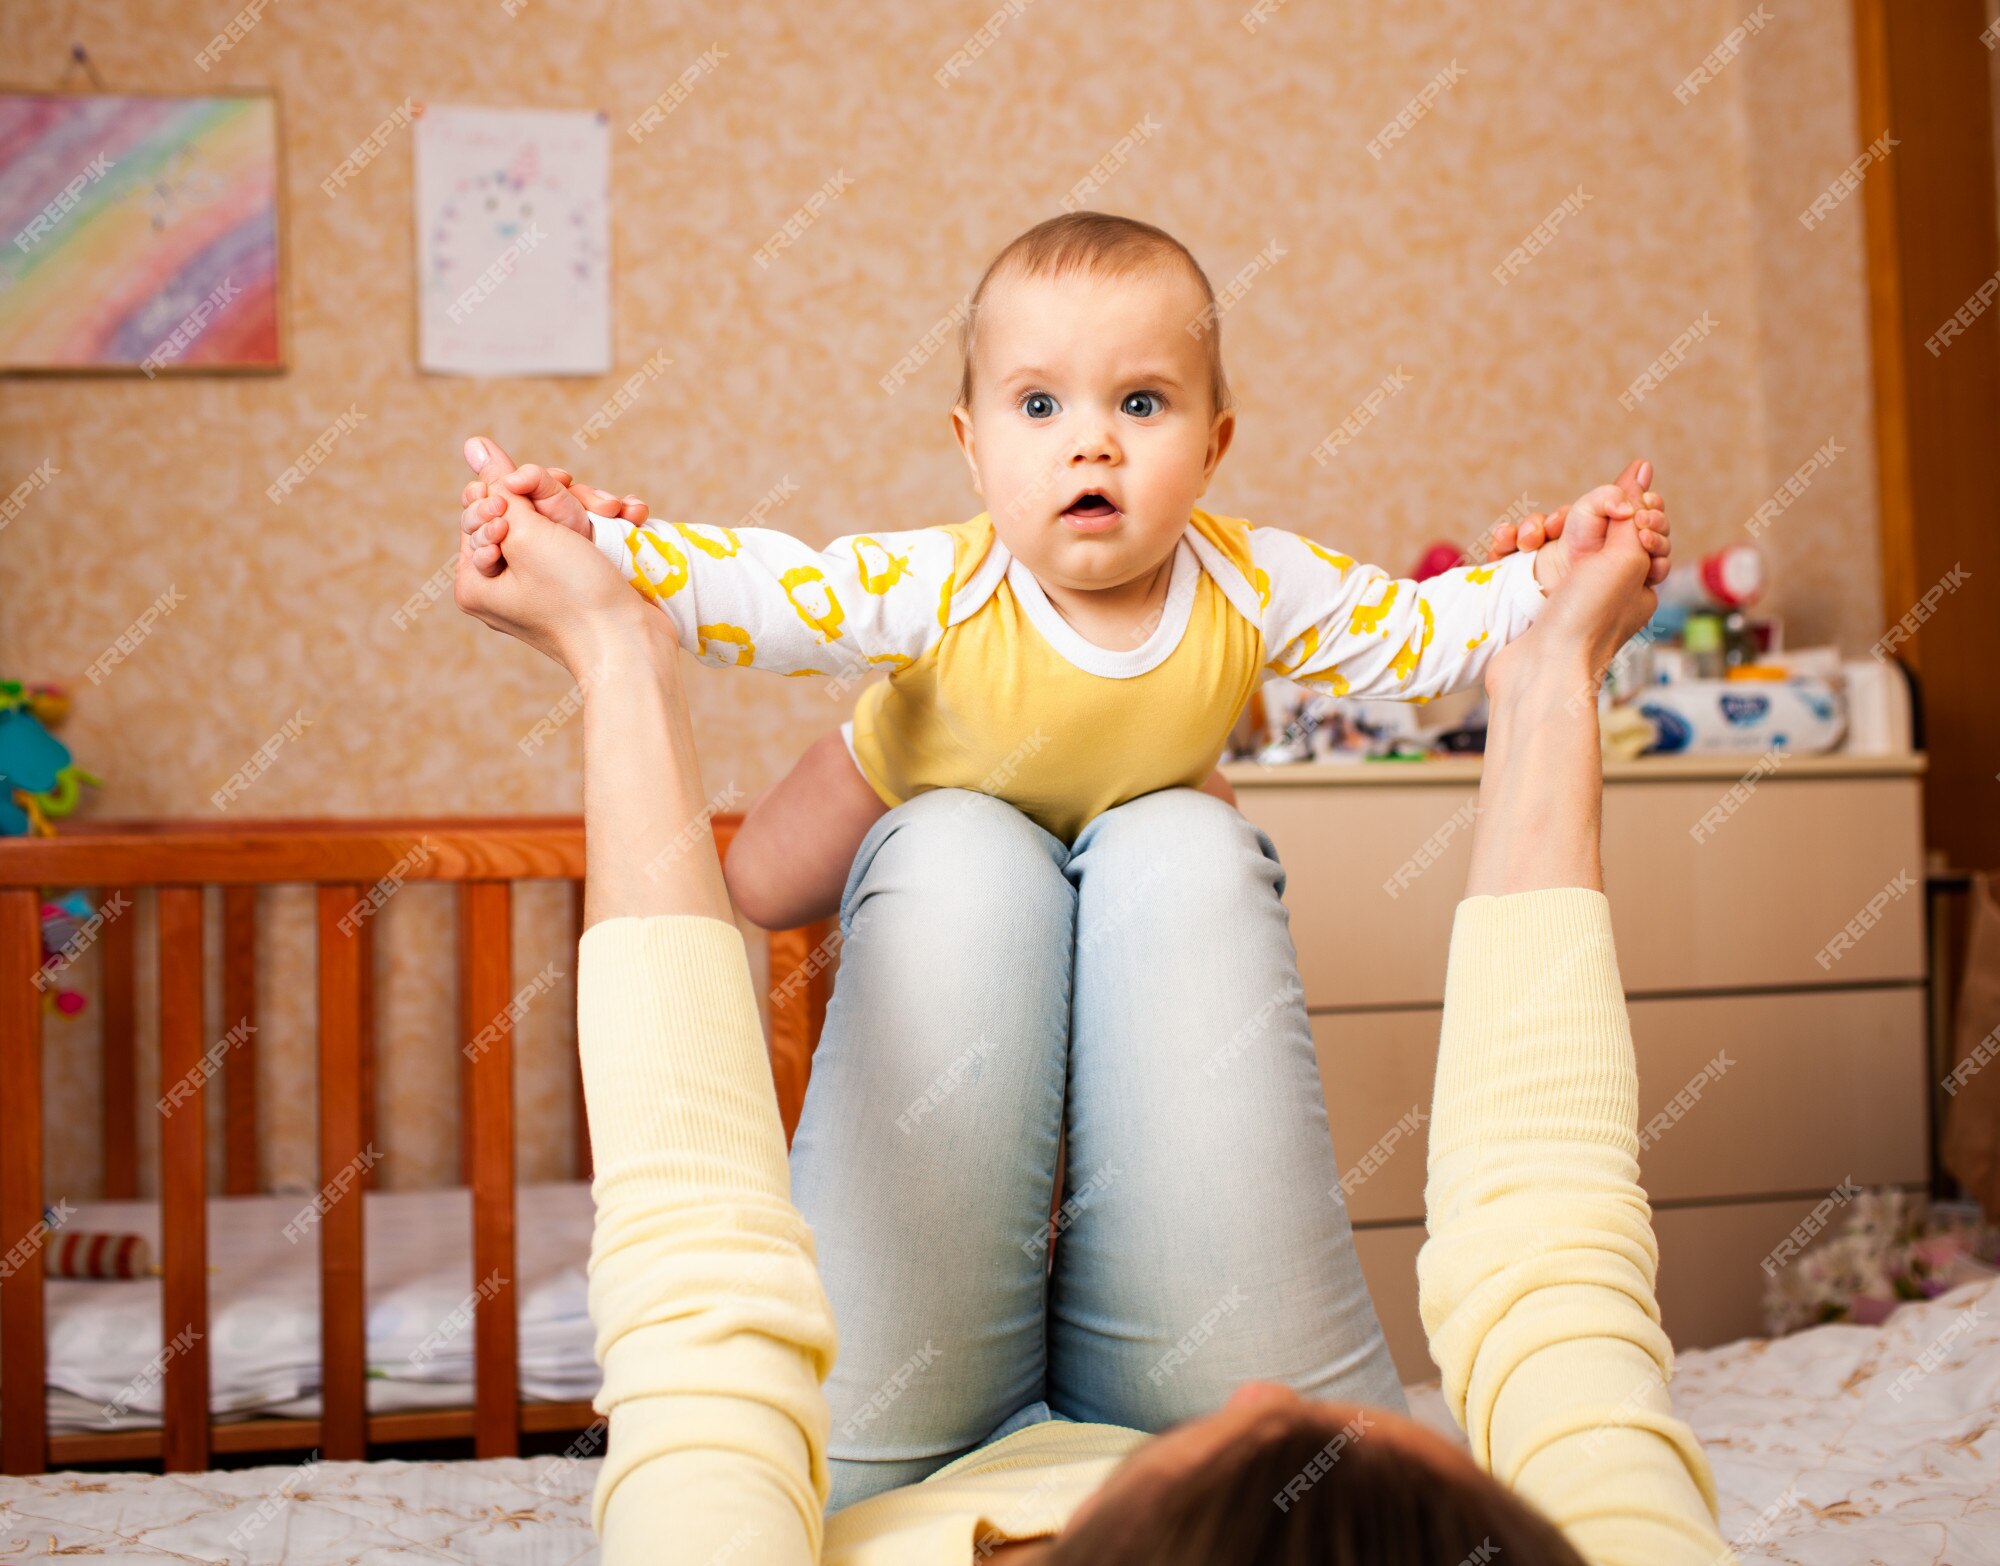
top-left (578, 915), bottom-right (836, 1566)
top-left (1418, 889), bottom-right (1736, 1566)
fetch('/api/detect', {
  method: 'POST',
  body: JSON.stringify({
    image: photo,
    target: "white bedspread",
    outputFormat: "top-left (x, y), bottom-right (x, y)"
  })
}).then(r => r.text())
top-left (0, 1456), bottom-right (600, 1564)
top-left (1408, 1277), bottom-right (2000, 1562)
top-left (5, 1279), bottom-right (1997, 1562)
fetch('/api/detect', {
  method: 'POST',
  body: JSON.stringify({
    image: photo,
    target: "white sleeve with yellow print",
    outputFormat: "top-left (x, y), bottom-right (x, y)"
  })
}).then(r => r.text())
top-left (586, 511), bottom-right (955, 678)
top-left (1248, 528), bottom-right (1548, 700)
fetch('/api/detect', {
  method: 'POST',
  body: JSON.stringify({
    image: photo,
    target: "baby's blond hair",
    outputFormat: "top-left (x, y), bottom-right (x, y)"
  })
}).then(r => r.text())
top-left (955, 212), bottom-right (1233, 415)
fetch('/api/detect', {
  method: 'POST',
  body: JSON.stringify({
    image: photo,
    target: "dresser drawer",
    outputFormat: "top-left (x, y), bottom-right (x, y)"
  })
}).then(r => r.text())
top-left (1242, 774), bottom-right (1926, 1006)
top-left (1313, 986), bottom-right (1927, 1225)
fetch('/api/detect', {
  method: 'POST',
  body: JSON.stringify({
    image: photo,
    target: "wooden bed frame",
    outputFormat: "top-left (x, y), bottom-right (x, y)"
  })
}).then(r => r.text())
top-left (0, 815), bottom-right (834, 1476)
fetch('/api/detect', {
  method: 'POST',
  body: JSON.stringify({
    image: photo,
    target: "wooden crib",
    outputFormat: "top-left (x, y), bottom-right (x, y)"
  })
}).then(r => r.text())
top-left (0, 816), bottom-right (834, 1475)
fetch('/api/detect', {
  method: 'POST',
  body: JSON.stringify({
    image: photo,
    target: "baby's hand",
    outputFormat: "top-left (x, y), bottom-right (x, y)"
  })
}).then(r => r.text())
top-left (1525, 459), bottom-right (1671, 594)
top-left (459, 436), bottom-right (650, 577)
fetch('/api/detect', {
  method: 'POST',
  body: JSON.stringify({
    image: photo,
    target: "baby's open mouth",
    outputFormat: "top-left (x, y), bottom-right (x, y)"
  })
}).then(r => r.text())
top-left (1063, 491), bottom-right (1117, 517)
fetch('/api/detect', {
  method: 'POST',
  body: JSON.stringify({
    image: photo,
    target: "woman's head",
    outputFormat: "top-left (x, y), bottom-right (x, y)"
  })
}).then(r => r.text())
top-left (949, 212), bottom-right (1237, 599)
top-left (1032, 1383), bottom-right (1588, 1565)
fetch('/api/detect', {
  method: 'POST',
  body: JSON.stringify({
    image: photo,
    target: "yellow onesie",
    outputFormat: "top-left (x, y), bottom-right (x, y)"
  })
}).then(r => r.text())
top-left (589, 508), bottom-right (1545, 842)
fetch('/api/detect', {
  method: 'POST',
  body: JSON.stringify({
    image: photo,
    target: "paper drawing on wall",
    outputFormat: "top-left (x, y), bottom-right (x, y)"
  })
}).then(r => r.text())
top-left (415, 105), bottom-right (611, 377)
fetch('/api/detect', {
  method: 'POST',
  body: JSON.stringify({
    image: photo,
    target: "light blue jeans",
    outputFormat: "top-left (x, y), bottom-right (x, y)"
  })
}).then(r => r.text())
top-left (789, 786), bottom-right (1405, 1510)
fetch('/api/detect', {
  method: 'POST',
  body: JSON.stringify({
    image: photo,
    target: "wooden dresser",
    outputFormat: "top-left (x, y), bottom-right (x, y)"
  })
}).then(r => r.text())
top-left (1222, 752), bottom-right (1930, 1381)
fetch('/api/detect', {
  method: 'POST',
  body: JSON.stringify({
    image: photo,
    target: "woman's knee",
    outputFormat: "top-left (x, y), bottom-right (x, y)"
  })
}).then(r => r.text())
top-left (1073, 787), bottom-right (1285, 918)
top-left (847, 787), bottom-right (1073, 937)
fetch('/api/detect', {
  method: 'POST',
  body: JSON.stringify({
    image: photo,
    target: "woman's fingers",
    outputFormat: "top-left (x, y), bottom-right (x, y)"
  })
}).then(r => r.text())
top-left (464, 436), bottom-right (519, 485)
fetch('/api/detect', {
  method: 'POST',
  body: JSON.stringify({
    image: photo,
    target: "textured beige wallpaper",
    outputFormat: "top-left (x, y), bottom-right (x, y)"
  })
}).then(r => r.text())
top-left (3, 0), bottom-right (1884, 1198)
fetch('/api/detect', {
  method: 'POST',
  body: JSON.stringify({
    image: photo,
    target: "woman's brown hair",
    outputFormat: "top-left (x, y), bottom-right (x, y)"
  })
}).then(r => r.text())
top-left (1044, 1409), bottom-right (1591, 1565)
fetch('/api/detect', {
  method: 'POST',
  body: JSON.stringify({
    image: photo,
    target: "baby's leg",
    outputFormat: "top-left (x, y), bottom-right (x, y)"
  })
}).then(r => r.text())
top-left (724, 729), bottom-right (888, 928)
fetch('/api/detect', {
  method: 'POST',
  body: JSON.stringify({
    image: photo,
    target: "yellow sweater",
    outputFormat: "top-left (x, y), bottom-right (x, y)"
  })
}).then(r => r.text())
top-left (577, 891), bottom-right (1732, 1565)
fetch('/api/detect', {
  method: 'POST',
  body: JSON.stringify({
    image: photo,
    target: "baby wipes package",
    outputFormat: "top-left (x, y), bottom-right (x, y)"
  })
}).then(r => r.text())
top-left (1638, 678), bottom-right (1845, 756)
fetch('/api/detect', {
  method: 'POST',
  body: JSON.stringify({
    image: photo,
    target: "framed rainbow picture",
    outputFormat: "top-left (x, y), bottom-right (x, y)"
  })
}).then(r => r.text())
top-left (0, 91), bottom-right (284, 375)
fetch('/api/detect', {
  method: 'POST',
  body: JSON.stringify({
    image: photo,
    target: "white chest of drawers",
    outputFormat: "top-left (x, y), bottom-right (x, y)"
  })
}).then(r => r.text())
top-left (1223, 753), bottom-right (1930, 1379)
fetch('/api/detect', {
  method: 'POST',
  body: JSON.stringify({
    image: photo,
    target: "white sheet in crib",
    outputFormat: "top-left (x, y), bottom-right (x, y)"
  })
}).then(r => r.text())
top-left (37, 1183), bottom-right (601, 1432)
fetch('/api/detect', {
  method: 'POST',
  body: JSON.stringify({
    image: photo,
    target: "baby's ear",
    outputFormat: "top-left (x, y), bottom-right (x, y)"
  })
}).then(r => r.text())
top-left (949, 405), bottom-right (984, 496)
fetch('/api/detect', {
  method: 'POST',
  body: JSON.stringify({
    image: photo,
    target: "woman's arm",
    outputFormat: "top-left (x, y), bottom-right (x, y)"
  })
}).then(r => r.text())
top-left (575, 625), bottom-right (733, 927)
top-left (1417, 523), bottom-right (1736, 1565)
top-left (452, 506), bottom-right (834, 1565)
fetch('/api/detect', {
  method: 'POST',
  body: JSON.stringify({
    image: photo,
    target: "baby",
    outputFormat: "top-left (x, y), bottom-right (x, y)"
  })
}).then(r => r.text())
top-left (461, 212), bottom-right (1669, 927)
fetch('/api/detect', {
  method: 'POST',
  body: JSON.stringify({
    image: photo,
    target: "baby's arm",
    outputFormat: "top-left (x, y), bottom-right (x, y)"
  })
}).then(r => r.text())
top-left (1251, 528), bottom-right (1547, 700)
top-left (726, 730), bottom-right (888, 930)
top-left (586, 510), bottom-right (956, 678)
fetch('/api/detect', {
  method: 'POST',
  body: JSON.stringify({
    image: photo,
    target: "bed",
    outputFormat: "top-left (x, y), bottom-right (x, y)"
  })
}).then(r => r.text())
top-left (6, 818), bottom-right (1996, 1558)
top-left (6, 1277), bottom-right (1997, 1561)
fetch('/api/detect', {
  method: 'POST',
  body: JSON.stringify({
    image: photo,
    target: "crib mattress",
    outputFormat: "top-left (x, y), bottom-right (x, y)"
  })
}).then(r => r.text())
top-left (31, 1183), bottom-right (600, 1434)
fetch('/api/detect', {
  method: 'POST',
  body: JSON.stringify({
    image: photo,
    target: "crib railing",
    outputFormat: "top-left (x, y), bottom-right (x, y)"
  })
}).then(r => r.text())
top-left (0, 816), bottom-right (835, 1475)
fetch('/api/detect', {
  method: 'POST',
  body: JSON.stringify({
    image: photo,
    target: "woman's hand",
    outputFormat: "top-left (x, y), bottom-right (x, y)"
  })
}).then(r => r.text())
top-left (460, 440), bottom-right (651, 577)
top-left (454, 437), bottom-right (725, 922)
top-left (1486, 459), bottom-right (1671, 589)
top-left (453, 439), bottom-right (662, 683)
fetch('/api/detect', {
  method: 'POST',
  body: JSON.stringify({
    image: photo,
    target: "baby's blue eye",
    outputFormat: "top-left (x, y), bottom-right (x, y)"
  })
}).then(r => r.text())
top-left (1021, 392), bottom-right (1058, 420)
top-left (1122, 391), bottom-right (1164, 418)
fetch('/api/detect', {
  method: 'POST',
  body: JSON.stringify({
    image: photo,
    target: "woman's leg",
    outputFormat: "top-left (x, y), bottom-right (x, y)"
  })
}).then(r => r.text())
top-left (1048, 787), bottom-right (1406, 1429)
top-left (788, 787), bottom-right (1072, 1509)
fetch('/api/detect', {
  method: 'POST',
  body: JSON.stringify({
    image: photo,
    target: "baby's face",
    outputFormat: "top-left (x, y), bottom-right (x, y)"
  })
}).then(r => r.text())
top-left (953, 265), bottom-right (1233, 594)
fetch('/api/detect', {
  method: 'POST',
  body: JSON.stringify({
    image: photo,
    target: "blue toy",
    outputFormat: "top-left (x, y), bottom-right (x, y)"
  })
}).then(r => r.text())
top-left (0, 682), bottom-right (99, 836)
